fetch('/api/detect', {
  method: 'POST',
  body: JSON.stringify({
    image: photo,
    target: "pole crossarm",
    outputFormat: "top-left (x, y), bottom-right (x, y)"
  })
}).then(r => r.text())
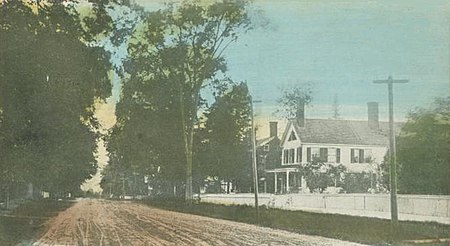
top-left (373, 76), bottom-right (409, 84)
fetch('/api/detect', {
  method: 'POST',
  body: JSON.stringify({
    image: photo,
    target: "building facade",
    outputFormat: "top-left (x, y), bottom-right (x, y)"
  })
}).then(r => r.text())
top-left (265, 102), bottom-right (402, 193)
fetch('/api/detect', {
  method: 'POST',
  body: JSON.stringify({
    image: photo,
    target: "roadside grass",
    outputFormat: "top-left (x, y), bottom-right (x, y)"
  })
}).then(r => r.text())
top-left (142, 198), bottom-right (449, 246)
top-left (0, 199), bottom-right (74, 245)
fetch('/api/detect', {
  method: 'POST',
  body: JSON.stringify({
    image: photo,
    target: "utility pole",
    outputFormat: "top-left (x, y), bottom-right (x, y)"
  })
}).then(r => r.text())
top-left (250, 96), bottom-right (261, 222)
top-left (373, 75), bottom-right (408, 233)
top-left (120, 174), bottom-right (126, 199)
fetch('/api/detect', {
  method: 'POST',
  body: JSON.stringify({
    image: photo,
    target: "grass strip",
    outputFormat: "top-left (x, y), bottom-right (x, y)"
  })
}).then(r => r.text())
top-left (0, 199), bottom-right (74, 245)
top-left (142, 198), bottom-right (449, 246)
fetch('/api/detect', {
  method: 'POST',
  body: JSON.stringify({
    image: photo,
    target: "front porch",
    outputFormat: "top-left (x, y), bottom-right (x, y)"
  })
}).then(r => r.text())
top-left (265, 167), bottom-right (306, 194)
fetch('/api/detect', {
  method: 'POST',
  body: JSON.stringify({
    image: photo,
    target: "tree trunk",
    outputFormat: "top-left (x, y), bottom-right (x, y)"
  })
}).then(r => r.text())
top-left (180, 88), bottom-right (200, 203)
top-left (185, 154), bottom-right (193, 202)
top-left (180, 94), bottom-right (194, 203)
top-left (6, 186), bottom-right (10, 210)
top-left (184, 128), bottom-right (194, 202)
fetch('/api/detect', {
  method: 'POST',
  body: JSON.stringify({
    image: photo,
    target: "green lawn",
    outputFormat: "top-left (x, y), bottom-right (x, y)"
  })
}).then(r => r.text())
top-left (142, 199), bottom-right (450, 246)
top-left (0, 200), bottom-right (74, 245)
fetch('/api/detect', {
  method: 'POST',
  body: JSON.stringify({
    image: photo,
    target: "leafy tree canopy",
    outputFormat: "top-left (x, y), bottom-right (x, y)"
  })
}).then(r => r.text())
top-left (0, 0), bottom-right (113, 194)
top-left (112, 0), bottom-right (251, 200)
top-left (396, 97), bottom-right (450, 195)
top-left (194, 82), bottom-right (252, 191)
top-left (276, 82), bottom-right (313, 119)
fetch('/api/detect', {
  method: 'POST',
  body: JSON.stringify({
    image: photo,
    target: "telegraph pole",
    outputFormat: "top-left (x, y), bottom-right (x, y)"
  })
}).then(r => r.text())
top-left (373, 76), bottom-right (408, 233)
top-left (120, 174), bottom-right (126, 199)
top-left (250, 96), bottom-right (261, 222)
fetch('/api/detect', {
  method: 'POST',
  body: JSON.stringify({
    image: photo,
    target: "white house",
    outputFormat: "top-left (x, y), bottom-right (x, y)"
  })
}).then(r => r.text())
top-left (265, 102), bottom-right (403, 193)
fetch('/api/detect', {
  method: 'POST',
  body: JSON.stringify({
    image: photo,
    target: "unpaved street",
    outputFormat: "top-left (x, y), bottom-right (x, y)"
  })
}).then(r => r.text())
top-left (33, 199), bottom-right (364, 246)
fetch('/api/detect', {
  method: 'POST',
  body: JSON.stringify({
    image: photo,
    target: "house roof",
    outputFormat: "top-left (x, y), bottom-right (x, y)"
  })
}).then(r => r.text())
top-left (281, 119), bottom-right (404, 146)
top-left (256, 136), bottom-right (276, 147)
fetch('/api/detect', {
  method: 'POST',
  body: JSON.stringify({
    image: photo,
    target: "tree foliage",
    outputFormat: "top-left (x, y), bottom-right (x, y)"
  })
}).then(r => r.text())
top-left (115, 0), bottom-right (251, 200)
top-left (395, 97), bottom-right (450, 195)
top-left (276, 82), bottom-right (313, 119)
top-left (194, 82), bottom-right (252, 192)
top-left (301, 158), bottom-right (346, 193)
top-left (342, 172), bottom-right (376, 193)
top-left (0, 1), bottom-right (112, 196)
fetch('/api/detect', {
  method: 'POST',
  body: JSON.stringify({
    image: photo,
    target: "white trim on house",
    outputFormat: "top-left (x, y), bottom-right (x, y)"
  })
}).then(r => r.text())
top-left (265, 168), bottom-right (301, 193)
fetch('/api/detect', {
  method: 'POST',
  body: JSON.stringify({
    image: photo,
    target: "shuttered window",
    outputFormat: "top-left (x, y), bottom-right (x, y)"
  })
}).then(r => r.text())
top-left (283, 149), bottom-right (289, 164)
top-left (336, 148), bottom-right (341, 163)
top-left (296, 147), bottom-right (302, 163)
top-left (307, 147), bottom-right (311, 162)
top-left (319, 148), bottom-right (328, 162)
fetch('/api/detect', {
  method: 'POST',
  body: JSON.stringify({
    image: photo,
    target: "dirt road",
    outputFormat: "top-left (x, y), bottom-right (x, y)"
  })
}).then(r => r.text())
top-left (33, 199), bottom-right (364, 246)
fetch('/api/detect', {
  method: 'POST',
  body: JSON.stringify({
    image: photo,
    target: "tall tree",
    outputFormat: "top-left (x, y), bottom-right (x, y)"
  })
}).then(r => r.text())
top-left (123, 1), bottom-right (251, 200)
top-left (0, 1), bottom-right (113, 197)
top-left (276, 83), bottom-right (313, 119)
top-left (106, 86), bottom-right (186, 196)
top-left (395, 97), bottom-right (450, 195)
top-left (195, 82), bottom-right (252, 193)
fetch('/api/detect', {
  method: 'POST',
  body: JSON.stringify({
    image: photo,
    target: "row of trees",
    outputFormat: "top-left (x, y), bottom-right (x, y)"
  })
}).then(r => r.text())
top-left (102, 80), bottom-right (254, 197)
top-left (0, 0), bottom-right (256, 202)
top-left (102, 1), bottom-right (254, 199)
top-left (0, 0), bottom-right (124, 201)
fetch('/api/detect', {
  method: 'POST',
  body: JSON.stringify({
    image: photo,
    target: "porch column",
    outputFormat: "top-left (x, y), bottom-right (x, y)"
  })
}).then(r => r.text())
top-left (286, 171), bottom-right (290, 192)
top-left (301, 176), bottom-right (307, 188)
top-left (274, 172), bottom-right (278, 193)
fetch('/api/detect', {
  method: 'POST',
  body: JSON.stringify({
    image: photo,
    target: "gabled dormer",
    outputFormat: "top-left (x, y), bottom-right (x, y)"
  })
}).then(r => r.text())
top-left (280, 121), bottom-right (303, 166)
top-left (280, 121), bottom-right (301, 148)
top-left (288, 131), bottom-right (297, 141)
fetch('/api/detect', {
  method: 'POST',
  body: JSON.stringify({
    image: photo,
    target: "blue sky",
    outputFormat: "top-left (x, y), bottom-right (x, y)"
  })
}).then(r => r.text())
top-left (109, 0), bottom-right (449, 122)
top-left (224, 0), bottom-right (449, 122)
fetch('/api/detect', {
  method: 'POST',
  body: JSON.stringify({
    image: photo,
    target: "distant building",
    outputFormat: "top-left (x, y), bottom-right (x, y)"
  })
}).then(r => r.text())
top-left (256, 121), bottom-right (281, 193)
top-left (264, 102), bottom-right (403, 193)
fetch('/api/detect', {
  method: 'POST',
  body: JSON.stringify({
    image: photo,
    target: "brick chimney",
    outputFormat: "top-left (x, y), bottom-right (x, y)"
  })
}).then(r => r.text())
top-left (269, 121), bottom-right (278, 138)
top-left (367, 102), bottom-right (379, 130)
top-left (296, 101), bottom-right (305, 127)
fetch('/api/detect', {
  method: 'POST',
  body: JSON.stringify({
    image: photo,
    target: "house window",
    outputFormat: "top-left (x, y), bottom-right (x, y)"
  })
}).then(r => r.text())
top-left (289, 149), bottom-right (295, 163)
top-left (351, 149), bottom-right (357, 163)
top-left (359, 149), bottom-right (364, 163)
top-left (311, 148), bottom-right (320, 160)
top-left (296, 147), bottom-right (302, 163)
top-left (336, 148), bottom-right (341, 163)
top-left (283, 148), bottom-right (295, 164)
top-left (263, 144), bottom-right (269, 151)
top-left (319, 148), bottom-right (328, 162)
top-left (351, 148), bottom-right (368, 163)
top-left (306, 147), bottom-right (328, 163)
top-left (283, 149), bottom-right (289, 164)
top-left (288, 131), bottom-right (297, 141)
top-left (364, 149), bottom-right (372, 162)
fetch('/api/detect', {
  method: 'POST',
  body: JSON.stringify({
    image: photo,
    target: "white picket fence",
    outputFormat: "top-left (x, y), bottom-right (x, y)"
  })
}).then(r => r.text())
top-left (200, 193), bottom-right (450, 224)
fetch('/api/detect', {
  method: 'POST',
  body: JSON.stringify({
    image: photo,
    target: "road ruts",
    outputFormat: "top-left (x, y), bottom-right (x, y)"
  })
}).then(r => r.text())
top-left (33, 199), bottom-right (366, 246)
